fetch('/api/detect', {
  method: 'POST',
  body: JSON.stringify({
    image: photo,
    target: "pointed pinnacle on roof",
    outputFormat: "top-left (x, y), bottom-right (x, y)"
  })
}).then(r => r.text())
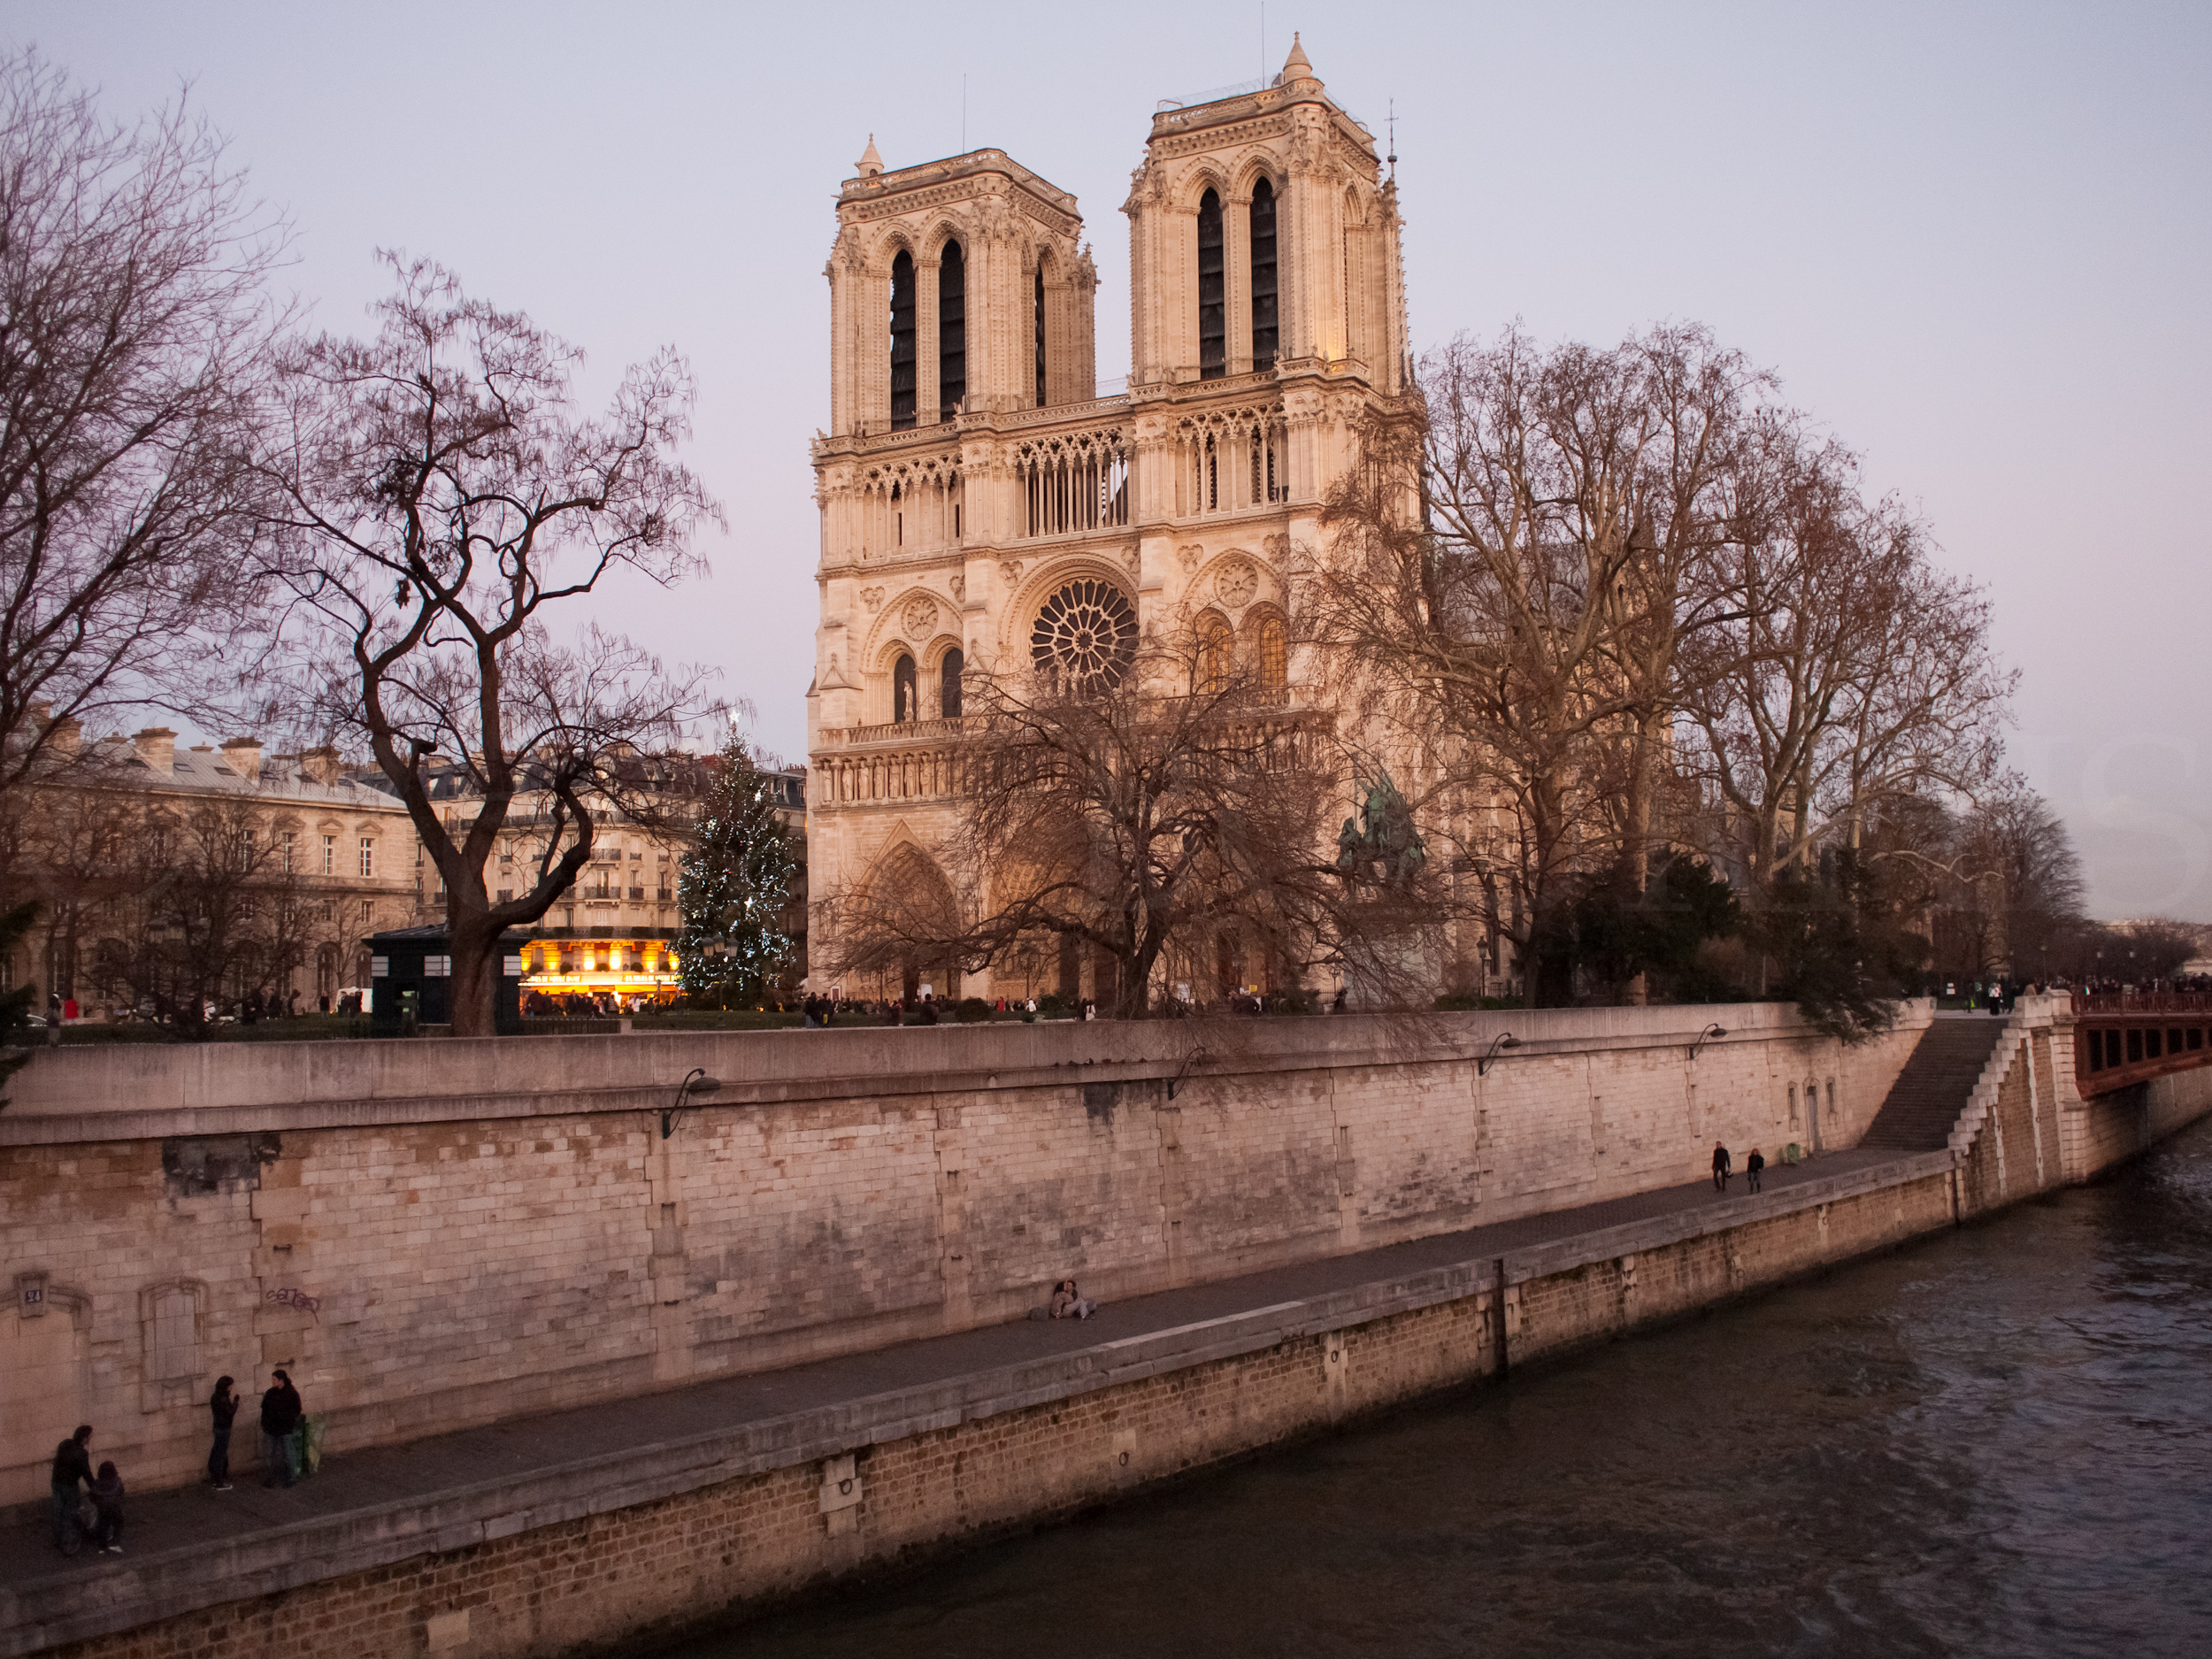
top-left (856, 134), bottom-right (884, 177)
top-left (1282, 32), bottom-right (1315, 81)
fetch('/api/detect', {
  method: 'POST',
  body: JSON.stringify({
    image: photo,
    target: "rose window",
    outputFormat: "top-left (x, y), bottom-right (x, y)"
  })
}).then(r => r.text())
top-left (1031, 580), bottom-right (1137, 694)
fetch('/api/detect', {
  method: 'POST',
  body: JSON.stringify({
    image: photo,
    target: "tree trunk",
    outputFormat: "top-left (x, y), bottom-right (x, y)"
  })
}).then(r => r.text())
top-left (445, 904), bottom-right (504, 1038)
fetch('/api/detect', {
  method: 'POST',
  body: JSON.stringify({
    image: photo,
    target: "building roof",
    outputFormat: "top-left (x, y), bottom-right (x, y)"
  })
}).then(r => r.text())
top-left (80, 737), bottom-right (407, 812)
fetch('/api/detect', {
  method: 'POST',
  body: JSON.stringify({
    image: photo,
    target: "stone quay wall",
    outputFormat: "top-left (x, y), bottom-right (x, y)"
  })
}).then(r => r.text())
top-left (0, 1004), bottom-right (1924, 1508)
top-left (0, 1148), bottom-right (1985, 1659)
top-left (12, 1006), bottom-right (2212, 1659)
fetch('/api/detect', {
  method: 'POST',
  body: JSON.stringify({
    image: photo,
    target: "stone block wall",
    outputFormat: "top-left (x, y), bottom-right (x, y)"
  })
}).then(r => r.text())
top-left (0, 1005), bottom-right (1927, 1506)
top-left (27, 1156), bottom-right (1966, 1659)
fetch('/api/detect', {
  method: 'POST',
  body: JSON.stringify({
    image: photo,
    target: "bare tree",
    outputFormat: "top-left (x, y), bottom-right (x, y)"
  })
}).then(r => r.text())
top-left (0, 50), bottom-right (285, 850)
top-left (1312, 328), bottom-right (1678, 1003)
top-left (827, 617), bottom-right (1394, 1018)
top-left (253, 257), bottom-right (720, 1034)
top-left (1681, 438), bottom-right (2011, 915)
top-left (88, 794), bottom-right (308, 1034)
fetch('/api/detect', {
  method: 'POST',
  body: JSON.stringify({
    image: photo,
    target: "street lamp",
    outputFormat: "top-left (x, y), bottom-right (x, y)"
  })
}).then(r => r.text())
top-left (1478, 1033), bottom-right (1520, 1077)
top-left (1689, 1023), bottom-right (1729, 1061)
top-left (661, 1066), bottom-right (723, 1139)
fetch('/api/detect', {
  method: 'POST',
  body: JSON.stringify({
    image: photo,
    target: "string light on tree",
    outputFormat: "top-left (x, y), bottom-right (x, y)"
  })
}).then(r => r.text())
top-left (674, 731), bottom-right (797, 1008)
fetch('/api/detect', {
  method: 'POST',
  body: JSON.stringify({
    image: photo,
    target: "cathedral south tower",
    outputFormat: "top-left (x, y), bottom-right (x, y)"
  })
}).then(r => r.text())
top-left (807, 37), bottom-right (1408, 1003)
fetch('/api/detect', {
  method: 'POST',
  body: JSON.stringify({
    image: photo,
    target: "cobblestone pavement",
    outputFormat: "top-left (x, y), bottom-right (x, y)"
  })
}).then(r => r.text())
top-left (3, 1145), bottom-right (1905, 1590)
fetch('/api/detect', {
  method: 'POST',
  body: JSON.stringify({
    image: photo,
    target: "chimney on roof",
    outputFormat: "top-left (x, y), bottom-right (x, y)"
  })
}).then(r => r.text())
top-left (302, 745), bottom-right (342, 786)
top-left (132, 726), bottom-right (177, 776)
top-left (220, 735), bottom-right (265, 783)
top-left (30, 703), bottom-right (82, 759)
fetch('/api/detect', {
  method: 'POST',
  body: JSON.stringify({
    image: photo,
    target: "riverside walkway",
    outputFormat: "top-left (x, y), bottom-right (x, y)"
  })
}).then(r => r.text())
top-left (4, 1144), bottom-right (1905, 1618)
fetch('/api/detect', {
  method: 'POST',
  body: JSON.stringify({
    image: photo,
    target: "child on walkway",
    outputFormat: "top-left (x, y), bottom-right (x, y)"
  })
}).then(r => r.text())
top-left (89, 1461), bottom-right (125, 1555)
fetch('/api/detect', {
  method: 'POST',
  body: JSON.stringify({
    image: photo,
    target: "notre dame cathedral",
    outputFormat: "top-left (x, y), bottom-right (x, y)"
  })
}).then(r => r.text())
top-left (806, 37), bottom-right (1409, 1002)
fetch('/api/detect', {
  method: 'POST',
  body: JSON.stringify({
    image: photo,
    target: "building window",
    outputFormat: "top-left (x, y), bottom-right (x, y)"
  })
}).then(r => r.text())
top-left (1257, 614), bottom-right (1287, 699)
top-left (496, 888), bottom-right (512, 904)
top-left (359, 836), bottom-right (375, 877)
top-left (940, 647), bottom-right (964, 719)
top-left (889, 249), bottom-right (917, 430)
top-left (1250, 178), bottom-right (1279, 373)
top-left (321, 834), bottom-right (335, 876)
top-left (1196, 188), bottom-right (1225, 380)
top-left (893, 653), bottom-right (918, 724)
top-left (1033, 580), bottom-right (1138, 696)
top-left (280, 831), bottom-right (295, 874)
top-left (1197, 613), bottom-right (1233, 695)
top-left (359, 899), bottom-right (372, 922)
top-left (939, 240), bottom-right (965, 421)
top-left (1034, 263), bottom-right (1048, 407)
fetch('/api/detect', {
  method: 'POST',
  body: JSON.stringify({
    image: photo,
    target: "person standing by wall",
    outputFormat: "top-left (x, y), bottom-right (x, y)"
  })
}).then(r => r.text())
top-left (49, 1425), bottom-right (93, 1553)
top-left (1746, 1147), bottom-right (1765, 1194)
top-left (1711, 1141), bottom-right (1732, 1192)
top-left (259, 1369), bottom-right (302, 1487)
top-left (206, 1376), bottom-right (239, 1490)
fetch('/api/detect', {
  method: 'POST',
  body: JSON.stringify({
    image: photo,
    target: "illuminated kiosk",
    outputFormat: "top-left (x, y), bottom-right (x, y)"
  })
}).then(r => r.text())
top-left (516, 932), bottom-right (685, 1011)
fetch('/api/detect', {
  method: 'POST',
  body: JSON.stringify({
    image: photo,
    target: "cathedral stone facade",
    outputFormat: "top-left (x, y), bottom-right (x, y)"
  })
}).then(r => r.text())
top-left (806, 38), bottom-right (1408, 1002)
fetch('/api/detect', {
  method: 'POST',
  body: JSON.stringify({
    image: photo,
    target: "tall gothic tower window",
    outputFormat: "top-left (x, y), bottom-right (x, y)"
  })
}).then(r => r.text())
top-left (1196, 188), bottom-right (1225, 380)
top-left (939, 241), bottom-right (966, 420)
top-left (940, 648), bottom-right (964, 718)
top-left (1250, 178), bottom-right (1279, 373)
top-left (893, 653), bottom-right (918, 724)
top-left (889, 250), bottom-right (917, 430)
top-left (1034, 265), bottom-right (1048, 408)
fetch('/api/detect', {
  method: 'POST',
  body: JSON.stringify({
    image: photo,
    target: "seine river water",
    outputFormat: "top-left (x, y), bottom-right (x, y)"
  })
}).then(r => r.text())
top-left (674, 1118), bottom-right (2212, 1659)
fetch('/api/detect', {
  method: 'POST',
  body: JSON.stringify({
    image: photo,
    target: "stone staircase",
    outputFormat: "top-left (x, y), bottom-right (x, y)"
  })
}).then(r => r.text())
top-left (1858, 1017), bottom-right (2015, 1152)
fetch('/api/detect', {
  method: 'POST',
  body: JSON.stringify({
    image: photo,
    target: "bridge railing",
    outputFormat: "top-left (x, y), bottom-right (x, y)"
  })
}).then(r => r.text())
top-left (2070, 995), bottom-right (2212, 1095)
top-left (2069, 991), bottom-right (2212, 1016)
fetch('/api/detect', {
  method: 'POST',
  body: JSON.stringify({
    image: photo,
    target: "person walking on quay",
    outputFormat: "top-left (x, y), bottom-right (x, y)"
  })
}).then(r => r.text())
top-left (88, 1460), bottom-right (126, 1554)
top-left (50, 1424), bottom-right (93, 1553)
top-left (1712, 1141), bottom-right (1732, 1191)
top-left (260, 1369), bottom-right (303, 1487)
top-left (207, 1375), bottom-right (239, 1489)
top-left (1746, 1147), bottom-right (1765, 1194)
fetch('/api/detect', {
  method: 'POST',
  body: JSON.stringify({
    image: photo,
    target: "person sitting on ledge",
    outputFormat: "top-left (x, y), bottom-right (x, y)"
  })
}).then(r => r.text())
top-left (1049, 1279), bottom-right (1100, 1320)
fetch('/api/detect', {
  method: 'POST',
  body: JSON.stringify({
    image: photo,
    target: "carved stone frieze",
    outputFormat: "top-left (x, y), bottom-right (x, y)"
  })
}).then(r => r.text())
top-left (902, 596), bottom-right (939, 638)
top-left (861, 587), bottom-right (885, 612)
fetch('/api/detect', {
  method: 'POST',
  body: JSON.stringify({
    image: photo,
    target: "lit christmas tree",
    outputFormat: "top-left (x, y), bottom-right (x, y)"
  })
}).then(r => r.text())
top-left (675, 733), bottom-right (798, 1007)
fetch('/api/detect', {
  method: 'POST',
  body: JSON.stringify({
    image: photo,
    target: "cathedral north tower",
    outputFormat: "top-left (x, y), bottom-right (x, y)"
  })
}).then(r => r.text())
top-left (806, 39), bottom-right (1409, 1005)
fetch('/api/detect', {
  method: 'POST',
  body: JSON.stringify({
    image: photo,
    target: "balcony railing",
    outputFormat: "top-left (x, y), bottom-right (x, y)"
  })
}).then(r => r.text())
top-left (824, 716), bottom-right (969, 747)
